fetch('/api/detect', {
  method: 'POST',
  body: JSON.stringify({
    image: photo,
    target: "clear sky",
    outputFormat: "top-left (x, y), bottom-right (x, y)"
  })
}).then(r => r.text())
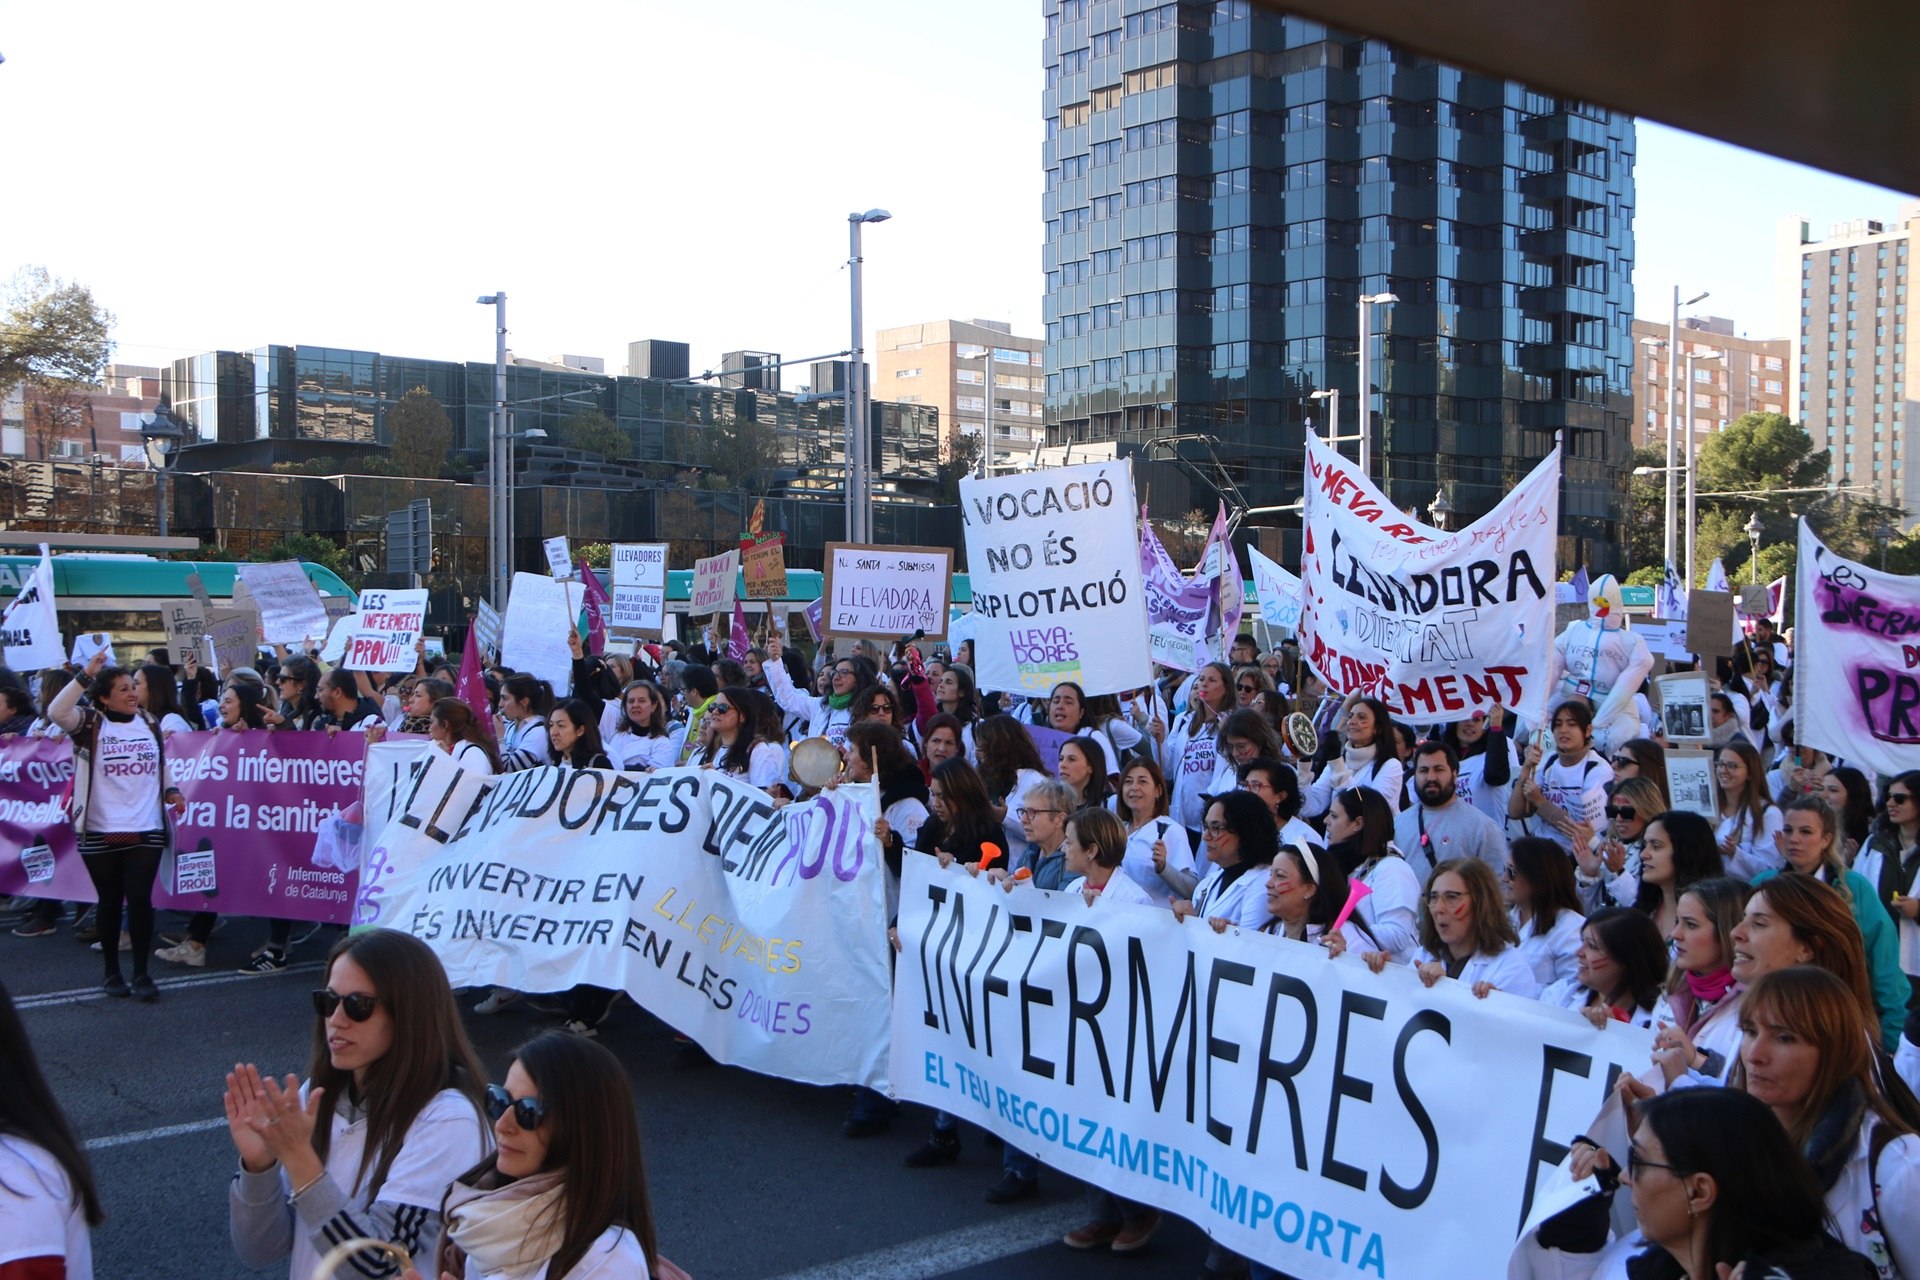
top-left (1, 1), bottom-right (1910, 380)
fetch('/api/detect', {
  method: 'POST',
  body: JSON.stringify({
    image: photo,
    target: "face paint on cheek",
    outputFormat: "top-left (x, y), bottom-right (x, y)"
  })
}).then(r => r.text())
top-left (1450, 902), bottom-right (1471, 923)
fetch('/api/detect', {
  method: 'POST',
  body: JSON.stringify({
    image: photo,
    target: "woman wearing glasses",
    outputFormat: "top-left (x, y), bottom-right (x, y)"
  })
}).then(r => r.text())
top-left (225, 929), bottom-right (492, 1280)
top-left (764, 634), bottom-right (869, 748)
top-left (1364, 858), bottom-right (1539, 998)
top-left (1860, 769), bottom-right (1920, 1013)
top-left (1173, 791), bottom-right (1277, 933)
top-left (421, 1033), bottom-right (663, 1280)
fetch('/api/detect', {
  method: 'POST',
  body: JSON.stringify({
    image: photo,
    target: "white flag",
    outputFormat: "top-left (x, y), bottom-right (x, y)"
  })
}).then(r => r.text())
top-left (0, 546), bottom-right (63, 669)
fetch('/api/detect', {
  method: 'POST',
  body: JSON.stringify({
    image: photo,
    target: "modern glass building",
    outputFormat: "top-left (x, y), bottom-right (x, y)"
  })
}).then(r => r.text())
top-left (1041, 0), bottom-right (1636, 567)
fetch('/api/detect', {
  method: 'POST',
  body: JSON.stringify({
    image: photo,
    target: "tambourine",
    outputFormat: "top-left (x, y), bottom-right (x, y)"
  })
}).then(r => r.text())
top-left (789, 736), bottom-right (844, 789)
top-left (1283, 712), bottom-right (1321, 759)
top-left (311, 1239), bottom-right (411, 1280)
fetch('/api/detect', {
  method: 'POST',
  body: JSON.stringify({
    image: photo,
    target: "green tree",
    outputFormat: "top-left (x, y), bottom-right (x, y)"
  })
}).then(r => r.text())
top-left (255, 532), bottom-right (355, 585)
top-left (558, 410), bottom-right (630, 460)
top-left (576, 542), bottom-right (612, 568)
top-left (1623, 445), bottom-right (1669, 573)
top-left (1694, 412), bottom-right (1827, 497)
top-left (694, 416), bottom-right (781, 492)
top-left (386, 387), bottom-right (453, 477)
top-left (0, 267), bottom-right (114, 396)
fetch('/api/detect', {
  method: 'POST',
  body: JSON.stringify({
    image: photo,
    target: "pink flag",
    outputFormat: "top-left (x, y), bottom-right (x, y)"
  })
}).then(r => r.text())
top-left (728, 599), bottom-right (750, 661)
top-left (1199, 503), bottom-right (1243, 660)
top-left (577, 558), bottom-right (610, 656)
top-left (456, 622), bottom-right (495, 740)
top-left (1329, 878), bottom-right (1373, 936)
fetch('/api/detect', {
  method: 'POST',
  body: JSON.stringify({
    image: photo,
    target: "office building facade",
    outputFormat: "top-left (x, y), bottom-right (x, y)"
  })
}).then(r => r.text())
top-left (874, 318), bottom-right (1046, 463)
top-left (1630, 316), bottom-right (1790, 451)
top-left (1781, 207), bottom-right (1917, 517)
top-left (1040, 0), bottom-right (1636, 566)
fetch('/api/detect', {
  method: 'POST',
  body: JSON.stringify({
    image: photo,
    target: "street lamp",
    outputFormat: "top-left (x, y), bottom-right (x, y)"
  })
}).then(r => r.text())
top-left (140, 398), bottom-right (188, 538)
top-left (1682, 347), bottom-right (1723, 587)
top-left (1429, 487), bottom-right (1454, 531)
top-left (1877, 520), bottom-right (1896, 571)
top-left (972, 344), bottom-right (996, 479)
top-left (477, 292), bottom-right (509, 610)
top-left (1668, 289), bottom-right (1708, 574)
top-left (1357, 293), bottom-right (1397, 484)
top-left (1744, 511), bottom-right (1763, 583)
top-left (846, 209), bottom-right (890, 544)
top-left (1640, 335), bottom-right (1675, 571)
top-left (1308, 388), bottom-right (1341, 447)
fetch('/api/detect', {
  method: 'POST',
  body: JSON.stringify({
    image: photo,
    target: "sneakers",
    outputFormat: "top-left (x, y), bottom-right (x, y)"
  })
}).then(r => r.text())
top-left (903, 1133), bottom-right (962, 1167)
top-left (129, 975), bottom-right (159, 1003)
top-left (1062, 1221), bottom-right (1122, 1250)
top-left (101, 974), bottom-right (129, 998)
top-left (155, 940), bottom-right (206, 967)
top-left (90, 932), bottom-right (132, 953)
top-left (1110, 1212), bottom-right (1163, 1253)
top-left (11, 920), bottom-right (56, 938)
top-left (239, 950), bottom-right (289, 975)
top-left (474, 988), bottom-right (521, 1015)
top-left (984, 1172), bottom-right (1038, 1204)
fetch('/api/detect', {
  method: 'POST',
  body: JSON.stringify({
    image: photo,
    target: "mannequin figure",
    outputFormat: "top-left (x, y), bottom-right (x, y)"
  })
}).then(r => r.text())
top-left (1546, 574), bottom-right (1653, 756)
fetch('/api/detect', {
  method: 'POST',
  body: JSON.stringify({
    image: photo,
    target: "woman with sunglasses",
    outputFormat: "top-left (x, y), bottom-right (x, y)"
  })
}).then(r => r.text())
top-left (605, 680), bottom-right (682, 773)
top-left (226, 929), bottom-right (492, 1280)
top-left (1574, 776), bottom-right (1664, 913)
top-left (417, 1033), bottom-right (663, 1280)
top-left (1608, 737), bottom-right (1670, 809)
top-left (1860, 769), bottom-right (1920, 1014)
top-left (1233, 666), bottom-right (1275, 709)
top-left (695, 687), bottom-right (790, 791)
top-left (764, 634), bottom-right (868, 748)
top-left (1505, 836), bottom-right (1587, 989)
top-left (1538, 906), bottom-right (1669, 1029)
top-left (1365, 858), bottom-right (1539, 998)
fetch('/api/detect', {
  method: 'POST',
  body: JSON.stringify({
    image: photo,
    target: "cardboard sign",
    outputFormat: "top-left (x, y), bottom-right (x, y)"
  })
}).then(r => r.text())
top-left (822, 543), bottom-right (952, 641)
top-left (473, 599), bottom-right (502, 660)
top-left (689, 550), bottom-right (739, 615)
top-left (1686, 591), bottom-right (1737, 660)
top-left (339, 588), bottom-right (429, 674)
top-left (1664, 747), bottom-right (1718, 820)
top-left (611, 543), bottom-right (667, 634)
top-left (161, 599), bottom-right (208, 667)
top-left (741, 534), bottom-right (788, 600)
top-left (1736, 584), bottom-right (1773, 617)
top-left (205, 608), bottom-right (259, 678)
top-left (184, 571), bottom-right (215, 614)
top-left (543, 537), bottom-right (574, 580)
top-left (500, 571), bottom-right (581, 693)
top-left (235, 561), bottom-right (330, 645)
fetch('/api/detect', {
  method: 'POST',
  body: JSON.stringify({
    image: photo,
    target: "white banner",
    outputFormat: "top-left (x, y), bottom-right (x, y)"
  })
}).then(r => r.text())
top-left (961, 460), bottom-right (1151, 696)
top-left (473, 600), bottom-right (502, 661)
top-left (611, 543), bottom-right (667, 634)
top-left (543, 536), bottom-right (574, 579)
top-left (690, 550), bottom-right (739, 614)
top-left (1248, 545), bottom-right (1303, 633)
top-left (500, 572), bottom-right (582, 693)
top-left (0, 546), bottom-right (62, 670)
top-left (356, 754), bottom-right (892, 1089)
top-left (892, 861), bottom-right (1649, 1279)
top-left (235, 561), bottom-right (331, 645)
top-left (339, 588), bottom-right (430, 674)
top-left (1299, 433), bottom-right (1559, 725)
top-left (1793, 521), bottom-right (1920, 776)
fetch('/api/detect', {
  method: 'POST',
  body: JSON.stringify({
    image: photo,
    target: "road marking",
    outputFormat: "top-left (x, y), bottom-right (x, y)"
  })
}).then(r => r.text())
top-left (13, 961), bottom-right (325, 1010)
top-left (84, 1118), bottom-right (229, 1151)
top-left (763, 1203), bottom-right (1083, 1280)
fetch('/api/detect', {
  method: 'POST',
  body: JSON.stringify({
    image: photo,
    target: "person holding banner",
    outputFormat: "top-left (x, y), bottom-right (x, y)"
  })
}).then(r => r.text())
top-left (1041, 683), bottom-right (1117, 776)
top-left (496, 676), bottom-right (554, 771)
top-left (546, 701), bottom-right (612, 771)
top-left (50, 652), bottom-right (182, 1003)
top-left (1113, 758), bottom-right (1198, 905)
top-left (999, 778), bottom-right (1077, 894)
top-left (1174, 791), bottom-right (1277, 933)
top-left (604, 680), bottom-right (682, 773)
top-left (1505, 837), bottom-right (1587, 989)
top-left (1652, 875), bottom-right (1750, 1085)
top-left (1252, 838), bottom-right (1371, 952)
top-left (225, 929), bottom-right (492, 1280)
top-left (763, 635), bottom-right (865, 748)
top-left (1512, 702), bottom-right (1615, 855)
top-left (1325, 786), bottom-right (1421, 963)
top-left (694, 687), bottom-right (789, 795)
top-left (422, 1033), bottom-right (663, 1280)
top-left (1303, 695), bottom-right (1404, 819)
top-left (1059, 807), bottom-right (1153, 908)
top-left (1537, 906), bottom-right (1669, 1029)
top-left (1368, 858), bottom-right (1538, 998)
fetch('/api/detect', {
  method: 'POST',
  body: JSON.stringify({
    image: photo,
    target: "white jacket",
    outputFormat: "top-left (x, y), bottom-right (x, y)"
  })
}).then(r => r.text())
top-left (764, 660), bottom-right (853, 746)
top-left (1411, 944), bottom-right (1542, 998)
top-left (458, 1225), bottom-right (651, 1280)
top-left (1828, 1118), bottom-right (1920, 1280)
top-left (1513, 907), bottom-right (1585, 990)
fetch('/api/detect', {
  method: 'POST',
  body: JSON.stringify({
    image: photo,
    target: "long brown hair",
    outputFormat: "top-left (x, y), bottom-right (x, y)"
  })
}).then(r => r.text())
top-left (444, 1033), bottom-right (658, 1280)
top-left (973, 714), bottom-right (1045, 796)
top-left (432, 698), bottom-right (501, 772)
top-left (308, 930), bottom-right (488, 1199)
top-left (1740, 874), bottom-right (1876, 1030)
top-left (1418, 858), bottom-right (1518, 959)
top-left (1733, 967), bottom-right (1918, 1150)
top-left (1782, 795), bottom-right (1851, 895)
top-left (1715, 739), bottom-right (1773, 834)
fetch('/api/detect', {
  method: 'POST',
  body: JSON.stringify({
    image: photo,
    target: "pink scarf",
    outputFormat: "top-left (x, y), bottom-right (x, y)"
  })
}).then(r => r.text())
top-left (1676, 968), bottom-right (1736, 1034)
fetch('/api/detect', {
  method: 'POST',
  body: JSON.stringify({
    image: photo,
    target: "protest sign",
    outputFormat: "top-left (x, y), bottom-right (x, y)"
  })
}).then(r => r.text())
top-left (822, 544), bottom-right (951, 641)
top-left (543, 536), bottom-right (574, 579)
top-left (611, 543), bottom-right (667, 634)
top-left (690, 550), bottom-right (739, 614)
top-left (185, 570), bottom-right (215, 614)
top-left (68, 632), bottom-right (115, 668)
top-left (1247, 546), bottom-right (1303, 633)
top-left (473, 599), bottom-right (502, 659)
top-left (0, 546), bottom-right (62, 670)
top-left (1654, 672), bottom-right (1709, 742)
top-left (319, 615), bottom-right (355, 665)
top-left (892, 859), bottom-right (1650, 1279)
top-left (742, 534), bottom-right (789, 601)
top-left (1299, 432), bottom-right (1559, 725)
top-left (205, 607), bottom-right (259, 678)
top-left (0, 731), bottom-right (370, 922)
top-left (355, 754), bottom-right (893, 1089)
top-left (1793, 521), bottom-right (1920, 775)
top-left (324, 593), bottom-right (356, 622)
top-left (1665, 747), bottom-right (1717, 819)
top-left (961, 460), bottom-right (1151, 696)
top-left (161, 599), bottom-right (208, 666)
top-left (801, 597), bottom-right (824, 642)
top-left (1198, 505), bottom-right (1244, 660)
top-left (339, 587), bottom-right (429, 674)
top-left (235, 560), bottom-right (331, 645)
top-left (500, 571), bottom-right (581, 693)
top-left (1685, 591), bottom-right (1737, 660)
top-left (1144, 556), bottom-right (1211, 673)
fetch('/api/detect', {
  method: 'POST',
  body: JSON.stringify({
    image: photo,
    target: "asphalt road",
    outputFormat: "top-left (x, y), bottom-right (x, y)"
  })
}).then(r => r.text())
top-left (3, 905), bottom-right (1223, 1280)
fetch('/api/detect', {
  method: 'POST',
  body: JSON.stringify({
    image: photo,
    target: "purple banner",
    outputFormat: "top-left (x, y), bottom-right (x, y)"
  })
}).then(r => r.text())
top-left (0, 730), bottom-right (369, 923)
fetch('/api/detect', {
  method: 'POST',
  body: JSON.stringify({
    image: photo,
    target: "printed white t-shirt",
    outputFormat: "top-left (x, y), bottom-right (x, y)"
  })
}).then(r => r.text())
top-left (87, 715), bottom-right (163, 832)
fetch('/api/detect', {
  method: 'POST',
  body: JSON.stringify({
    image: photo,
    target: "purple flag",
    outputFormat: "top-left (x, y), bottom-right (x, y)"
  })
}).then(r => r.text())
top-left (1200, 503), bottom-right (1242, 660)
top-left (457, 621), bottom-right (495, 740)
top-left (577, 559), bottom-right (610, 656)
top-left (729, 599), bottom-right (750, 661)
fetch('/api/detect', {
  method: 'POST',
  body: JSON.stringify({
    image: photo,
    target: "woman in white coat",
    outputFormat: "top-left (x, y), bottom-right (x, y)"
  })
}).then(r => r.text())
top-left (763, 635), bottom-right (865, 748)
top-left (1174, 791), bottom-right (1276, 933)
top-left (1649, 875), bottom-right (1751, 1086)
top-left (1537, 907), bottom-right (1670, 1030)
top-left (1505, 837), bottom-right (1586, 989)
top-left (1364, 858), bottom-right (1540, 998)
top-left (1304, 695), bottom-right (1404, 818)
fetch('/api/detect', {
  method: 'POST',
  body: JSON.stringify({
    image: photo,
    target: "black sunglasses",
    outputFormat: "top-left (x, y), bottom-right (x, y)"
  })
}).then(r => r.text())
top-left (485, 1083), bottom-right (548, 1130)
top-left (1604, 805), bottom-right (1637, 820)
top-left (311, 989), bottom-right (381, 1022)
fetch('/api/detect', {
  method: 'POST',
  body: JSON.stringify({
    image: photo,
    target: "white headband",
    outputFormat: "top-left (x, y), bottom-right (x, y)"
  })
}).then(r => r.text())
top-left (1290, 840), bottom-right (1320, 885)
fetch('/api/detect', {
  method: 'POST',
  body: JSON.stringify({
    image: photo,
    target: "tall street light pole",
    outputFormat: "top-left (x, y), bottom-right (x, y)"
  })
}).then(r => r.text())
top-left (975, 344), bottom-right (995, 479)
top-left (1640, 335), bottom-right (1671, 570)
top-left (846, 209), bottom-right (890, 544)
top-left (141, 398), bottom-right (187, 538)
top-left (1308, 388), bottom-right (1340, 445)
top-left (477, 293), bottom-right (508, 610)
top-left (1357, 293), bottom-right (1397, 486)
top-left (1669, 288), bottom-right (1708, 571)
top-left (1683, 347), bottom-right (1723, 587)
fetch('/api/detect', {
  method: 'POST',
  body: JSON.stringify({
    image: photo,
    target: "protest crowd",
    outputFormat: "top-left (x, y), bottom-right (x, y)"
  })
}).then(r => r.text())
top-left (4, 465), bottom-right (1920, 1280)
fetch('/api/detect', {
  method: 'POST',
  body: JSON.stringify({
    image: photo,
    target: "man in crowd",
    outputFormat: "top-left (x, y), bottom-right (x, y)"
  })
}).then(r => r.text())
top-left (1393, 740), bottom-right (1509, 885)
top-left (315, 668), bottom-right (382, 732)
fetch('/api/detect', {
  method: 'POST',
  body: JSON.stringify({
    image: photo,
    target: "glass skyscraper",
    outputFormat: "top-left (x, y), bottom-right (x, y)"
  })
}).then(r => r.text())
top-left (1041, 0), bottom-right (1636, 567)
